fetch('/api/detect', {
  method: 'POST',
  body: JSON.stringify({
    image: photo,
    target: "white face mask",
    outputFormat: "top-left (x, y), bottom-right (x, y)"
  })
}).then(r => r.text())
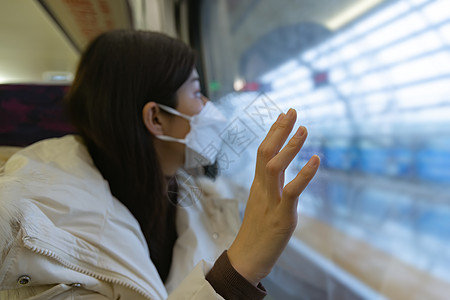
top-left (155, 102), bottom-right (227, 169)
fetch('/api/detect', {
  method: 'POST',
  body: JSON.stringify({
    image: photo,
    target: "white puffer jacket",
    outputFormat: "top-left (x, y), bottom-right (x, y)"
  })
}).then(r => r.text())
top-left (0, 135), bottom-right (243, 299)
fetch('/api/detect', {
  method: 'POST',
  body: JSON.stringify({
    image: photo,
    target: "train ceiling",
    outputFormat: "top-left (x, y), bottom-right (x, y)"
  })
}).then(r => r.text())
top-left (0, 0), bottom-right (379, 84)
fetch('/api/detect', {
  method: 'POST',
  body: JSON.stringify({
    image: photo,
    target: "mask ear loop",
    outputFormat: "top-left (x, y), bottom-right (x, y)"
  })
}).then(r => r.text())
top-left (158, 104), bottom-right (192, 121)
top-left (156, 135), bottom-right (187, 143)
top-left (155, 104), bottom-right (190, 144)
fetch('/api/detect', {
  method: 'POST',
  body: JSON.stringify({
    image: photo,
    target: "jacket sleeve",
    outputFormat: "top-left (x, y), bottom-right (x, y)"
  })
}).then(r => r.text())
top-left (205, 251), bottom-right (267, 300)
top-left (168, 260), bottom-right (224, 300)
top-left (167, 253), bottom-right (266, 300)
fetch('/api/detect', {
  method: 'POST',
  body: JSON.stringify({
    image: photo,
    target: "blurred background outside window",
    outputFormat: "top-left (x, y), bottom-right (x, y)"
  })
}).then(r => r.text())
top-left (200, 0), bottom-right (450, 299)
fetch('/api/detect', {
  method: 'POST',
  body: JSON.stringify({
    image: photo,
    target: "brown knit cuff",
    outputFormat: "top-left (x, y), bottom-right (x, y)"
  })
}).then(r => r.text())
top-left (206, 250), bottom-right (267, 300)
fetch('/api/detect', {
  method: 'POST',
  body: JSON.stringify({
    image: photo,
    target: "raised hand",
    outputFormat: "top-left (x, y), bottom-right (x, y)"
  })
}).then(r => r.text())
top-left (227, 108), bottom-right (320, 285)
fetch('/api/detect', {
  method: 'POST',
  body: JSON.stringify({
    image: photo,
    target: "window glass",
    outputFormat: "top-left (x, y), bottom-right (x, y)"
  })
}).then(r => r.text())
top-left (201, 0), bottom-right (450, 299)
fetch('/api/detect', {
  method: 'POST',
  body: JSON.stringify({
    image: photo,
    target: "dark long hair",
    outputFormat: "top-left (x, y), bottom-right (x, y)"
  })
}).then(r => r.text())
top-left (65, 30), bottom-right (196, 282)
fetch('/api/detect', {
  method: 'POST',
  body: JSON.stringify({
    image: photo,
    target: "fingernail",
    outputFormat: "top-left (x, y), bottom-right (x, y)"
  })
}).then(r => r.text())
top-left (287, 108), bottom-right (295, 118)
top-left (294, 126), bottom-right (306, 137)
top-left (307, 155), bottom-right (320, 167)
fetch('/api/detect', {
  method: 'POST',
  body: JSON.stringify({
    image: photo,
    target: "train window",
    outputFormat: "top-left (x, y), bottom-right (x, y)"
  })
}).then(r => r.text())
top-left (200, 0), bottom-right (450, 299)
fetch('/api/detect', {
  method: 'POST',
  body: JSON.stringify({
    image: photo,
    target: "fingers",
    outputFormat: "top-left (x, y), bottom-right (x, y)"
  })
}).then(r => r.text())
top-left (282, 155), bottom-right (320, 209)
top-left (266, 109), bottom-right (296, 155)
top-left (266, 125), bottom-right (307, 176)
top-left (264, 125), bottom-right (308, 198)
top-left (261, 112), bottom-right (285, 144)
top-left (256, 109), bottom-right (297, 176)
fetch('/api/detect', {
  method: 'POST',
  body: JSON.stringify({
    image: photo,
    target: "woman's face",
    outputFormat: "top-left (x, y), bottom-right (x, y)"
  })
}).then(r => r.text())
top-left (164, 68), bottom-right (205, 139)
top-left (176, 69), bottom-right (206, 120)
top-left (158, 69), bottom-right (207, 171)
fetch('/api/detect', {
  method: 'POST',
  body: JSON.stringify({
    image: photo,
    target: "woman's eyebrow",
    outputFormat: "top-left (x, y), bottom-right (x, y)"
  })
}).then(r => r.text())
top-left (191, 76), bottom-right (200, 82)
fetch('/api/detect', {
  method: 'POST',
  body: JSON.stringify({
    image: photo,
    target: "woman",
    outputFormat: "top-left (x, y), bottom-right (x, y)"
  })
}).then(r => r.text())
top-left (0, 30), bottom-right (320, 299)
